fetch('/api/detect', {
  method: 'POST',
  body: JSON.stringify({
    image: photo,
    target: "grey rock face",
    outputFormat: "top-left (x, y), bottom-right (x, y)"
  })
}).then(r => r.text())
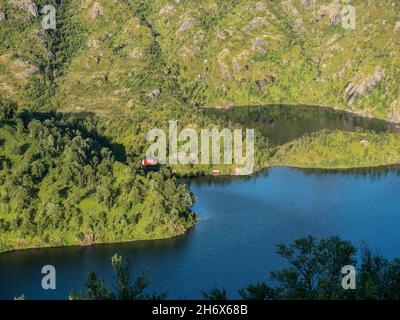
top-left (146, 88), bottom-right (161, 99)
top-left (159, 5), bottom-right (174, 15)
top-left (217, 49), bottom-right (232, 80)
top-left (9, 0), bottom-right (38, 17)
top-left (0, 11), bottom-right (6, 21)
top-left (243, 17), bottom-right (268, 34)
top-left (176, 18), bottom-right (196, 35)
top-left (314, 1), bottom-right (342, 26)
top-left (231, 58), bottom-right (241, 73)
top-left (300, 0), bottom-right (316, 9)
top-left (394, 21), bottom-right (400, 32)
top-left (89, 2), bottom-right (104, 20)
top-left (255, 75), bottom-right (276, 90)
top-left (14, 60), bottom-right (39, 79)
top-left (128, 48), bottom-right (144, 60)
top-left (344, 69), bottom-right (385, 105)
top-left (387, 98), bottom-right (400, 123)
top-left (252, 38), bottom-right (267, 56)
top-left (254, 2), bottom-right (267, 11)
top-left (328, 13), bottom-right (343, 26)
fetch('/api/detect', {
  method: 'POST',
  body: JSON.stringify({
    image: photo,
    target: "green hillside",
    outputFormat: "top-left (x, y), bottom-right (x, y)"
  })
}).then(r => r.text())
top-left (0, 102), bottom-right (196, 252)
top-left (1, 0), bottom-right (400, 252)
top-left (1, 0), bottom-right (400, 120)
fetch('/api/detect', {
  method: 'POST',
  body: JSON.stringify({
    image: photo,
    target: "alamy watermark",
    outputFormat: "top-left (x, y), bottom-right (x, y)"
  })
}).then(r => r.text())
top-left (41, 5), bottom-right (56, 30)
top-left (341, 265), bottom-right (356, 290)
top-left (41, 265), bottom-right (56, 290)
top-left (145, 121), bottom-right (255, 175)
top-left (342, 3), bottom-right (356, 30)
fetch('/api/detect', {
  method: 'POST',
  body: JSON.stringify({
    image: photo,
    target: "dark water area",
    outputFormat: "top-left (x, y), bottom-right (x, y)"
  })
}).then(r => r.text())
top-left (1, 167), bottom-right (400, 300)
top-left (204, 105), bottom-right (400, 145)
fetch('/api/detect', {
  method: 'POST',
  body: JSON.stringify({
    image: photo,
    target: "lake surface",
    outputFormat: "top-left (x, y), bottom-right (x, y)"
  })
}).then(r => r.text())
top-left (205, 105), bottom-right (400, 145)
top-left (1, 166), bottom-right (400, 300)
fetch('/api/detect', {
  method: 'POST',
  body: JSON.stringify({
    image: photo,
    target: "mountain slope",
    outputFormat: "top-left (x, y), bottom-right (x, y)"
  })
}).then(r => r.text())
top-left (1, 0), bottom-right (400, 121)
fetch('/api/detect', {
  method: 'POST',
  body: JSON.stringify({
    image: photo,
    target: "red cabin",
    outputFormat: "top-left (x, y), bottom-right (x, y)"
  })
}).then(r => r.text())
top-left (141, 157), bottom-right (158, 167)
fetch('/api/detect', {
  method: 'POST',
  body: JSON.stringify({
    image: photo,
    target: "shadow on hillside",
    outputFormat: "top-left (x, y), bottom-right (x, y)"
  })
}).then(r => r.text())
top-left (18, 110), bottom-right (127, 163)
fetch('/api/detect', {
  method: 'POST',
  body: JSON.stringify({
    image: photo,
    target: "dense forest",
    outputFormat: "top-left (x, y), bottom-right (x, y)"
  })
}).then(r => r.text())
top-left (0, 97), bottom-right (196, 252)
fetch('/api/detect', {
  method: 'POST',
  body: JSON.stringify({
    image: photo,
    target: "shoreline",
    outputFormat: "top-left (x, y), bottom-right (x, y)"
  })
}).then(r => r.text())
top-left (2, 162), bottom-right (399, 255)
top-left (0, 228), bottom-right (193, 255)
top-left (3, 104), bottom-right (400, 255)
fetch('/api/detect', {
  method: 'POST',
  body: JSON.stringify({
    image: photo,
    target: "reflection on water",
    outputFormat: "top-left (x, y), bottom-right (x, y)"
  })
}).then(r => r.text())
top-left (204, 105), bottom-right (400, 145)
top-left (187, 165), bottom-right (400, 187)
top-left (0, 232), bottom-right (193, 300)
top-left (2, 167), bottom-right (400, 300)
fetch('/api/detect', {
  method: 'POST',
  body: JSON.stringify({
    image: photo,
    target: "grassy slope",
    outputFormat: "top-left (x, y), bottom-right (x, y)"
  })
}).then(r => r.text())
top-left (1, 1), bottom-right (396, 117)
top-left (271, 130), bottom-right (400, 169)
top-left (146, 0), bottom-right (400, 119)
top-left (0, 0), bottom-right (399, 169)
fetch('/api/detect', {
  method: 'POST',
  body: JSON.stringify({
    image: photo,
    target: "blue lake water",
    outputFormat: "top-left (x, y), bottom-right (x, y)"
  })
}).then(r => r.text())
top-left (1, 167), bottom-right (400, 300)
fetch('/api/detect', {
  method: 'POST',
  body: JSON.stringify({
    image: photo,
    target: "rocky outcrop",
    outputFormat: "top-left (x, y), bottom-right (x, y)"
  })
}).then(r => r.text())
top-left (394, 21), bottom-right (400, 32)
top-left (344, 69), bottom-right (385, 105)
top-left (231, 58), bottom-right (241, 73)
top-left (0, 83), bottom-right (15, 95)
top-left (252, 38), bottom-right (267, 56)
top-left (9, 0), bottom-right (38, 17)
top-left (87, 37), bottom-right (99, 49)
top-left (243, 17), bottom-right (268, 34)
top-left (217, 48), bottom-right (232, 80)
top-left (176, 18), bottom-right (196, 36)
top-left (128, 48), bottom-right (144, 60)
top-left (283, 0), bottom-right (304, 30)
top-left (88, 2), bottom-right (104, 20)
top-left (387, 98), bottom-right (400, 123)
top-left (0, 11), bottom-right (6, 22)
top-left (13, 59), bottom-right (38, 79)
top-left (255, 75), bottom-right (276, 90)
top-left (300, 0), bottom-right (316, 9)
top-left (146, 88), bottom-right (161, 99)
top-left (159, 4), bottom-right (174, 15)
top-left (81, 233), bottom-right (94, 246)
top-left (254, 2), bottom-right (267, 11)
top-left (328, 13), bottom-right (342, 26)
top-left (314, 0), bottom-right (342, 26)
